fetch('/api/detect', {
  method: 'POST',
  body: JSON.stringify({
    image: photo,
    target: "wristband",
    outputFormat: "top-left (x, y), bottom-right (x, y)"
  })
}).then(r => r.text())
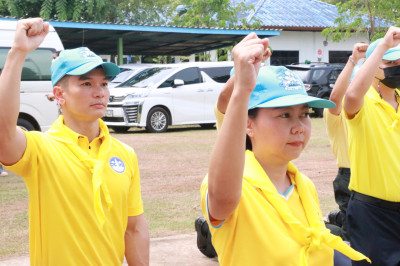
top-left (349, 55), bottom-right (356, 65)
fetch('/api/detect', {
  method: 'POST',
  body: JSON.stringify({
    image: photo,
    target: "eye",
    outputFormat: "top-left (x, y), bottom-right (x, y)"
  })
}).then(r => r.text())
top-left (301, 112), bottom-right (310, 118)
top-left (279, 113), bottom-right (290, 118)
top-left (102, 82), bottom-right (108, 87)
top-left (82, 82), bottom-right (91, 86)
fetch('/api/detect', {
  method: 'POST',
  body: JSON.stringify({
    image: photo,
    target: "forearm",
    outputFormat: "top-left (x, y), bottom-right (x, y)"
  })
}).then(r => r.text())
top-left (125, 216), bottom-right (150, 266)
top-left (208, 90), bottom-right (250, 220)
top-left (329, 60), bottom-right (355, 115)
top-left (0, 48), bottom-right (28, 140)
top-left (344, 45), bottom-right (386, 116)
top-left (216, 77), bottom-right (234, 114)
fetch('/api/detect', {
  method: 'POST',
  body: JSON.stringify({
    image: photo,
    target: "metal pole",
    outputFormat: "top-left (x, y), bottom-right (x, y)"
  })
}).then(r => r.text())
top-left (118, 37), bottom-right (123, 65)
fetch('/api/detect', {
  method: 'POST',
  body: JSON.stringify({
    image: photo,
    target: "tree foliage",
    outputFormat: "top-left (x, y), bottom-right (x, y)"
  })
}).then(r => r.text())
top-left (0, 0), bottom-right (259, 61)
top-left (169, 0), bottom-right (259, 28)
top-left (322, 0), bottom-right (400, 42)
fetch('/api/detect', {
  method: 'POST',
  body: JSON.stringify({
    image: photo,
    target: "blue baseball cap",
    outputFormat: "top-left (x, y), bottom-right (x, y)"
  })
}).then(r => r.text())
top-left (51, 47), bottom-right (120, 86)
top-left (247, 66), bottom-right (335, 109)
top-left (366, 38), bottom-right (400, 60)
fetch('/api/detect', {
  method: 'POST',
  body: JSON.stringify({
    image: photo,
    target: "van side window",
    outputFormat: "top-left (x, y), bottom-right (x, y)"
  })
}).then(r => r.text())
top-left (174, 67), bottom-right (202, 85)
top-left (0, 48), bottom-right (53, 81)
top-left (160, 67), bottom-right (202, 88)
top-left (200, 66), bottom-right (232, 83)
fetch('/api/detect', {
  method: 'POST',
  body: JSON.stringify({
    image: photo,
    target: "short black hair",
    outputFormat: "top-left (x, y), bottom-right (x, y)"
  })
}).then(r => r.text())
top-left (246, 108), bottom-right (259, 151)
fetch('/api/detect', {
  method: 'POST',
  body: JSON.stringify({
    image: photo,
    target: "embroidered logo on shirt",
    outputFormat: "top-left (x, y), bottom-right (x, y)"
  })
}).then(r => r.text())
top-left (109, 157), bottom-right (125, 173)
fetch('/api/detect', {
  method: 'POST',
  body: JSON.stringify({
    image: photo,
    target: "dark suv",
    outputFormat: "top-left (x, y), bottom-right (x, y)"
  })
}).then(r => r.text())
top-left (286, 63), bottom-right (344, 117)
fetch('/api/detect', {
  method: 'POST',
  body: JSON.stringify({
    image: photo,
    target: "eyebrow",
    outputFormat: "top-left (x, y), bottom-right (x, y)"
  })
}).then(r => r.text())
top-left (78, 75), bottom-right (110, 81)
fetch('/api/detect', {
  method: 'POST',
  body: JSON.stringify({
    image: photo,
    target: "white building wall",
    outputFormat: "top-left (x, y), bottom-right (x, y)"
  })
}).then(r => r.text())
top-left (268, 31), bottom-right (369, 63)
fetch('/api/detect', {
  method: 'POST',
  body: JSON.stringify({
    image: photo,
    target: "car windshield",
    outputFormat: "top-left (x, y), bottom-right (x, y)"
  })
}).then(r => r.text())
top-left (119, 67), bottom-right (177, 88)
top-left (289, 69), bottom-right (310, 83)
top-left (111, 69), bottom-right (137, 83)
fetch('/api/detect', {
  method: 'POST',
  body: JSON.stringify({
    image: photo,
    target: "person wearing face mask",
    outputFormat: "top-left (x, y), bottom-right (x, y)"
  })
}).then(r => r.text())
top-left (344, 26), bottom-right (400, 266)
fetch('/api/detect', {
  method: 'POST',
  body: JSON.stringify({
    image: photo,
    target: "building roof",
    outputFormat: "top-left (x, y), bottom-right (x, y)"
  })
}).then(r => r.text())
top-left (245, 0), bottom-right (338, 30)
top-left (0, 17), bottom-right (280, 56)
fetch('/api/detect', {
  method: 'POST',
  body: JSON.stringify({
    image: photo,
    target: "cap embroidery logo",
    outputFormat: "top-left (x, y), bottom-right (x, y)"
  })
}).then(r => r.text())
top-left (109, 157), bottom-right (125, 173)
top-left (277, 69), bottom-right (303, 91)
top-left (78, 48), bottom-right (97, 59)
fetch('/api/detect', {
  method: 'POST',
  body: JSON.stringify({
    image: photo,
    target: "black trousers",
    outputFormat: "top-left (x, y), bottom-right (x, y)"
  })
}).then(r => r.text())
top-left (333, 167), bottom-right (351, 241)
top-left (347, 193), bottom-right (400, 266)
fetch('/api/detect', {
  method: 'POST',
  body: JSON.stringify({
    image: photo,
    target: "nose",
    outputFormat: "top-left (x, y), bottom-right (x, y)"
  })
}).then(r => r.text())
top-left (291, 118), bottom-right (305, 134)
top-left (93, 84), bottom-right (108, 98)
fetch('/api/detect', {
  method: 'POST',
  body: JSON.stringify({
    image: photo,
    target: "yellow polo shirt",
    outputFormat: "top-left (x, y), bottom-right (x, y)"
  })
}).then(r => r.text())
top-left (201, 151), bottom-right (333, 266)
top-left (345, 87), bottom-right (400, 202)
top-left (5, 117), bottom-right (143, 265)
top-left (323, 109), bottom-right (350, 168)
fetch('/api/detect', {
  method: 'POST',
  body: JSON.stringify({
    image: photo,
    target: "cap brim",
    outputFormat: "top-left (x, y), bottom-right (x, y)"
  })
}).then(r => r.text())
top-left (67, 62), bottom-right (120, 78)
top-left (383, 50), bottom-right (400, 61)
top-left (252, 94), bottom-right (336, 109)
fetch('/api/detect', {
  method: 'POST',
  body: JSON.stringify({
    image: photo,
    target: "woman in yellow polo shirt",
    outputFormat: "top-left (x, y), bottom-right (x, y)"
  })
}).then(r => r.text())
top-left (200, 33), bottom-right (370, 266)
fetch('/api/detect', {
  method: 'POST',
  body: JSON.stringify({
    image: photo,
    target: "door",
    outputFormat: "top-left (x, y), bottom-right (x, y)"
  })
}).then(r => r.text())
top-left (167, 67), bottom-right (205, 124)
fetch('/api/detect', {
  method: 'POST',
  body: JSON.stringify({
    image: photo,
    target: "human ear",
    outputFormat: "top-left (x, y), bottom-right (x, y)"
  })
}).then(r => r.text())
top-left (53, 86), bottom-right (65, 105)
top-left (246, 118), bottom-right (254, 137)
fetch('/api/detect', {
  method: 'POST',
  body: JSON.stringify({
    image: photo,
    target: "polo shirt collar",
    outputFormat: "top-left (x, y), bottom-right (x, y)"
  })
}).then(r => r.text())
top-left (243, 150), bottom-right (297, 194)
top-left (47, 116), bottom-right (106, 144)
top-left (367, 87), bottom-right (400, 130)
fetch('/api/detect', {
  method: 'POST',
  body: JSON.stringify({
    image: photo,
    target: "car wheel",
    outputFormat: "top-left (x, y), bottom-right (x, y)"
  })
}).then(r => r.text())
top-left (146, 107), bottom-right (169, 133)
top-left (17, 118), bottom-right (35, 131)
top-left (313, 107), bottom-right (324, 118)
top-left (110, 126), bottom-right (130, 133)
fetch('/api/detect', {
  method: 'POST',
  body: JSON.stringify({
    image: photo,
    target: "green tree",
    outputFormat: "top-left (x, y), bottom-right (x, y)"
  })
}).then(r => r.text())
top-left (169, 0), bottom-right (261, 61)
top-left (322, 0), bottom-right (399, 42)
top-left (119, 0), bottom-right (170, 24)
top-left (0, 0), bottom-right (170, 24)
top-left (169, 0), bottom-right (259, 28)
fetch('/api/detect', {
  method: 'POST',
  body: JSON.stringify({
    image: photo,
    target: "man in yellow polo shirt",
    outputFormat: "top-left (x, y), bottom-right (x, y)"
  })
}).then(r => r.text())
top-left (0, 18), bottom-right (149, 265)
top-left (323, 42), bottom-right (368, 241)
top-left (344, 27), bottom-right (400, 265)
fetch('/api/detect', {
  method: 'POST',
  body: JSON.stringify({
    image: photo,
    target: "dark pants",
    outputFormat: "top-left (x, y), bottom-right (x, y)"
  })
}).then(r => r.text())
top-left (347, 193), bottom-right (400, 266)
top-left (335, 250), bottom-right (352, 266)
top-left (333, 167), bottom-right (351, 241)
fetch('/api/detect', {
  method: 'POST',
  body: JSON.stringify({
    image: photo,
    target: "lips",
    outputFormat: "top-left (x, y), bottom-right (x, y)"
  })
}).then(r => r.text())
top-left (91, 102), bottom-right (106, 108)
top-left (287, 141), bottom-right (303, 147)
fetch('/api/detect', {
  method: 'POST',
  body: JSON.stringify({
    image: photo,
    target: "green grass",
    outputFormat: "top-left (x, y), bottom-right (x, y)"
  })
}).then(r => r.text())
top-left (0, 119), bottom-right (339, 259)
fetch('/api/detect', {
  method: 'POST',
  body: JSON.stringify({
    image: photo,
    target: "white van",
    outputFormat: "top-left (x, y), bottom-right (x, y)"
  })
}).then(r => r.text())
top-left (0, 19), bottom-right (64, 131)
top-left (104, 61), bottom-right (233, 133)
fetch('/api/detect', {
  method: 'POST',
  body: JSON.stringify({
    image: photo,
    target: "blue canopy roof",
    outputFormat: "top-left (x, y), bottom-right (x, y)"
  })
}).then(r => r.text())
top-left (0, 17), bottom-right (280, 56)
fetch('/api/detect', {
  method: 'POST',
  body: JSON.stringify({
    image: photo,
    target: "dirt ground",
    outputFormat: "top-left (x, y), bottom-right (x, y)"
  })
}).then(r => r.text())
top-left (0, 233), bottom-right (218, 266)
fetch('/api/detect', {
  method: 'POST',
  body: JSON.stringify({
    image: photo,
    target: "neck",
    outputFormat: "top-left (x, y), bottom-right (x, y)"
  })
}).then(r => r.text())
top-left (373, 78), bottom-right (398, 111)
top-left (62, 113), bottom-right (101, 142)
top-left (254, 153), bottom-right (291, 194)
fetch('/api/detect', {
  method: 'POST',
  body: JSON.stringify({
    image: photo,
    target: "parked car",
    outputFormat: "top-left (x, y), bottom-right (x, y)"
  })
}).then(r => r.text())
top-left (109, 63), bottom-right (156, 88)
top-left (286, 63), bottom-right (344, 117)
top-left (103, 61), bottom-right (233, 133)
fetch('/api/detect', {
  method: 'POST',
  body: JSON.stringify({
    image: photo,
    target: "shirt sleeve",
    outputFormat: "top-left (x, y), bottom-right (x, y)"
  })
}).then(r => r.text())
top-left (4, 130), bottom-right (40, 178)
